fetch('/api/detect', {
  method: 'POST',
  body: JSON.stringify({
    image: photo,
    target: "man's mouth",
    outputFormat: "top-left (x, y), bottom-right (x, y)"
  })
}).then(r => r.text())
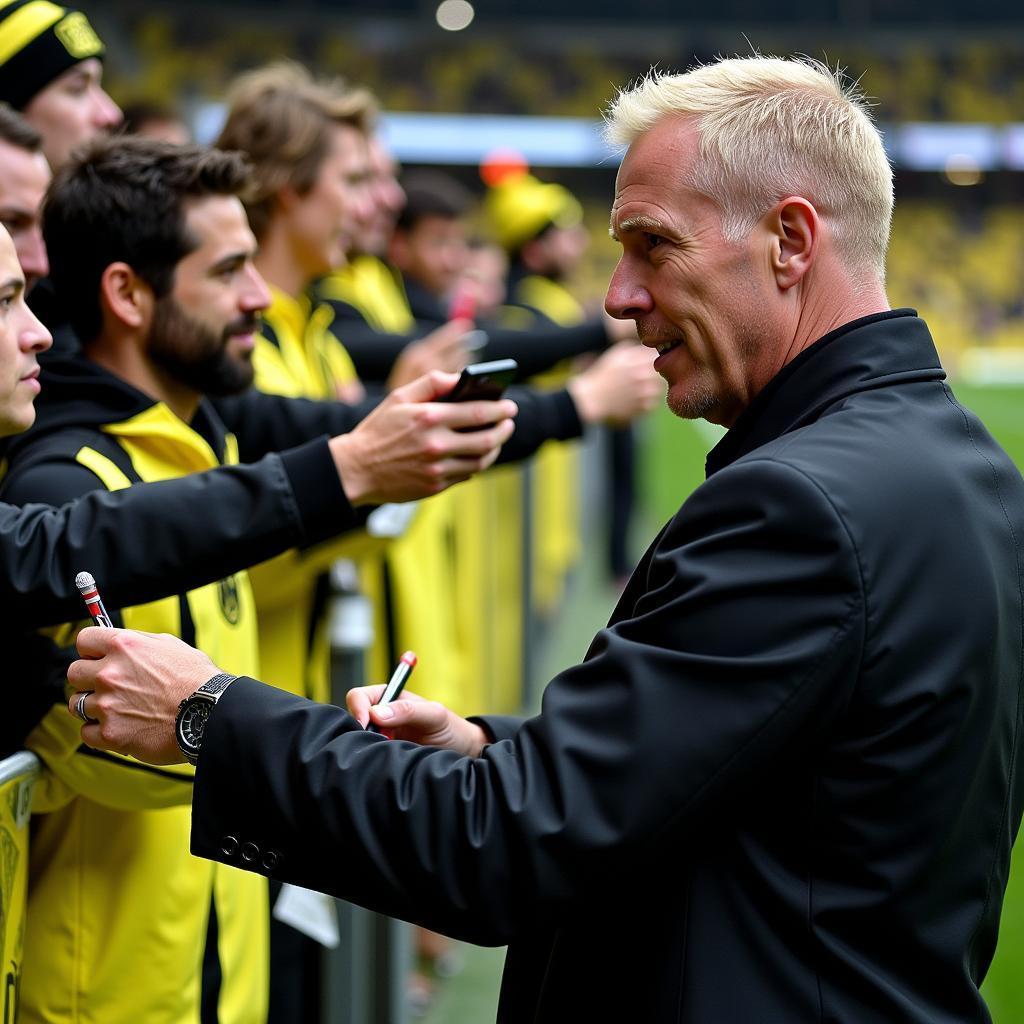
top-left (227, 316), bottom-right (261, 340)
top-left (656, 340), bottom-right (681, 356)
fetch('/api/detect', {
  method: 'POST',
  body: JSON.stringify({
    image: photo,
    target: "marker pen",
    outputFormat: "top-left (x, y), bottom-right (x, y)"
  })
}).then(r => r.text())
top-left (75, 571), bottom-right (114, 628)
top-left (367, 651), bottom-right (417, 734)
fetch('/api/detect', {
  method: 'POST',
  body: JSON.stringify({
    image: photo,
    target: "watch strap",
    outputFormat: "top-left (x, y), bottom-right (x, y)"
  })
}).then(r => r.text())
top-left (198, 672), bottom-right (237, 700)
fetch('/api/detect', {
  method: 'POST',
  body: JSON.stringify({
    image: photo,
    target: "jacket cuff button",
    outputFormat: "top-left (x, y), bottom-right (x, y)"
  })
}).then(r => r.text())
top-left (241, 842), bottom-right (260, 863)
top-left (221, 836), bottom-right (239, 857)
top-left (262, 850), bottom-right (281, 871)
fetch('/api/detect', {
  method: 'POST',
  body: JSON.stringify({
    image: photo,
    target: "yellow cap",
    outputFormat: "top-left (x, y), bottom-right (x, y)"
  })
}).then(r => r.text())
top-left (485, 172), bottom-right (583, 252)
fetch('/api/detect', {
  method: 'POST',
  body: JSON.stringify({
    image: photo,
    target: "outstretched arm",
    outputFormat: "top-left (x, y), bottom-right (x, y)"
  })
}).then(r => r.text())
top-left (0, 438), bottom-right (349, 629)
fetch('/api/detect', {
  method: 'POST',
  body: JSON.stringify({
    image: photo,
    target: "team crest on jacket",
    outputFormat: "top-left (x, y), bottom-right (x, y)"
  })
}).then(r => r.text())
top-left (218, 576), bottom-right (241, 625)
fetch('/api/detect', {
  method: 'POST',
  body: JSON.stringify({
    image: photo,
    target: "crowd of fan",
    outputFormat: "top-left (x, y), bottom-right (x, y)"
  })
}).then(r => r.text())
top-left (0, 1), bottom-right (664, 1020)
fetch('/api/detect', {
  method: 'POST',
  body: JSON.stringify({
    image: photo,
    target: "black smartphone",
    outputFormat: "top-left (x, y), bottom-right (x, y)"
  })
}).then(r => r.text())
top-left (439, 359), bottom-right (518, 403)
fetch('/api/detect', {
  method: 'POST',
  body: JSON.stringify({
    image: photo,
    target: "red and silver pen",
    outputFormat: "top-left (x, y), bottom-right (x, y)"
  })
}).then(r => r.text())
top-left (75, 571), bottom-right (114, 628)
top-left (367, 651), bottom-right (417, 734)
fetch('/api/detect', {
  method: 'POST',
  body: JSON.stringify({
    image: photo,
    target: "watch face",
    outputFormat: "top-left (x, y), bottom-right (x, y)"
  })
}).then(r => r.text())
top-left (177, 699), bottom-right (211, 757)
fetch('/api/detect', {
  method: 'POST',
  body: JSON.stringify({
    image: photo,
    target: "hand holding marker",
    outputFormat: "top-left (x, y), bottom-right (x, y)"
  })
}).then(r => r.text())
top-left (74, 573), bottom-right (414, 735)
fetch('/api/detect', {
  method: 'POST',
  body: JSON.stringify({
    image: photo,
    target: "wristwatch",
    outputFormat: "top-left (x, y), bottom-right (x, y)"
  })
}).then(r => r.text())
top-left (175, 673), bottom-right (237, 765)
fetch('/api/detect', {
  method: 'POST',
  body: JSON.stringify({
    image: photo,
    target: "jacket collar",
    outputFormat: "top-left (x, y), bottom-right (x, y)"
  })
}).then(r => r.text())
top-left (705, 309), bottom-right (945, 477)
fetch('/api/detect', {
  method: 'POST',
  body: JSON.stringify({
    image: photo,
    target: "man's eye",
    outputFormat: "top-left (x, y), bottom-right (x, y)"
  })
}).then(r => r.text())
top-left (644, 233), bottom-right (665, 249)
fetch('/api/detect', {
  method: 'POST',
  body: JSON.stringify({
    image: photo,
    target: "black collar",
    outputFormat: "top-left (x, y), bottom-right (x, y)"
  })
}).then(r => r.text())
top-left (705, 309), bottom-right (945, 476)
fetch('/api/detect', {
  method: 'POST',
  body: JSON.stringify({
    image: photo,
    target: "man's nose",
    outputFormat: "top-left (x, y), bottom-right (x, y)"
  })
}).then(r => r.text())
top-left (605, 261), bottom-right (652, 320)
top-left (19, 303), bottom-right (52, 354)
top-left (242, 263), bottom-right (272, 313)
top-left (92, 88), bottom-right (122, 131)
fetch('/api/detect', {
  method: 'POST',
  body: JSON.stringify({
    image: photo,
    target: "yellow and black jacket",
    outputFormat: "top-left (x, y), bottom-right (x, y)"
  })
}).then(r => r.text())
top-left (318, 255), bottom-right (415, 339)
top-left (1, 354), bottom-right (269, 1024)
top-left (253, 286), bottom-right (358, 404)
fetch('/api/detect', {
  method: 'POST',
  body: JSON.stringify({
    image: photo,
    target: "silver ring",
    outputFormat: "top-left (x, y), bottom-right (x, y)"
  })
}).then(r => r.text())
top-left (73, 690), bottom-right (97, 724)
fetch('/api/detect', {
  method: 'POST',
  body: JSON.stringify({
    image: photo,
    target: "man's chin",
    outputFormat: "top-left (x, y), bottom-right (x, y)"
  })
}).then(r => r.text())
top-left (0, 401), bottom-right (36, 438)
top-left (667, 383), bottom-right (717, 422)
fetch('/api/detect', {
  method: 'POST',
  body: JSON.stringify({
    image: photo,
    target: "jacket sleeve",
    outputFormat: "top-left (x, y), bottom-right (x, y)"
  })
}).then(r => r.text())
top-left (496, 387), bottom-right (583, 464)
top-left (0, 438), bottom-right (356, 629)
top-left (476, 321), bottom-right (608, 379)
top-left (213, 390), bottom-right (379, 462)
top-left (327, 300), bottom-right (606, 384)
top-left (190, 456), bottom-right (866, 944)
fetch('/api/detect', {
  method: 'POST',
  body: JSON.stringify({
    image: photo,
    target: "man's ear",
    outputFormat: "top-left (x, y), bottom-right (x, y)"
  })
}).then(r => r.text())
top-left (99, 262), bottom-right (153, 330)
top-left (276, 183), bottom-right (302, 214)
top-left (767, 197), bottom-right (818, 290)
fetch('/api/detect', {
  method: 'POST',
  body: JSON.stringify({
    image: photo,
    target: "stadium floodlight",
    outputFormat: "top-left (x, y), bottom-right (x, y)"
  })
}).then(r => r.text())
top-left (436, 0), bottom-right (474, 31)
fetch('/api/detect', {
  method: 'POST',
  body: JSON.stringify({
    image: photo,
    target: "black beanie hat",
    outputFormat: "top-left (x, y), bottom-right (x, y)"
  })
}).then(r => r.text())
top-left (0, 0), bottom-right (105, 111)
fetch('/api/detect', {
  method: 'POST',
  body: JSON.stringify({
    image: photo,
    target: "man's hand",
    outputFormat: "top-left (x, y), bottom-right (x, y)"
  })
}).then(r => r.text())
top-left (386, 319), bottom-right (471, 390)
top-left (567, 341), bottom-right (663, 426)
top-left (346, 685), bottom-right (489, 757)
top-left (330, 371), bottom-right (517, 505)
top-left (67, 627), bottom-right (218, 764)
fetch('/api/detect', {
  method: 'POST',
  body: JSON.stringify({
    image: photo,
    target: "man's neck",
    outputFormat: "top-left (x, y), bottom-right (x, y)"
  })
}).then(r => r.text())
top-left (256, 224), bottom-right (311, 299)
top-left (767, 256), bottom-right (891, 384)
top-left (86, 335), bottom-right (201, 424)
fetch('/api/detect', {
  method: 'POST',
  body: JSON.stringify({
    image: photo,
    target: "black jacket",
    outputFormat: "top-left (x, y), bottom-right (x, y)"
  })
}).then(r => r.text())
top-left (192, 310), bottom-right (1023, 1022)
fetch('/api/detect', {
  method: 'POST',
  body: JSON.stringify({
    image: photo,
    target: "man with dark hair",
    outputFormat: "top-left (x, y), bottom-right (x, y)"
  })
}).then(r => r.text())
top-left (0, 135), bottom-right (517, 1024)
top-left (0, 103), bottom-right (50, 292)
top-left (0, 109), bottom-right (514, 635)
top-left (389, 170), bottom-right (474, 313)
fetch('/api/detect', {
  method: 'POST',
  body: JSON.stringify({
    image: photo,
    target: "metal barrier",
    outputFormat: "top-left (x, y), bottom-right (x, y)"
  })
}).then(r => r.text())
top-left (0, 751), bottom-right (39, 1024)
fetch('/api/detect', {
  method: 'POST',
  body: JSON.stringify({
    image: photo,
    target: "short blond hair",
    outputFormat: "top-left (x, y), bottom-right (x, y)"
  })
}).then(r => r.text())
top-left (216, 61), bottom-right (377, 239)
top-left (604, 57), bottom-right (893, 275)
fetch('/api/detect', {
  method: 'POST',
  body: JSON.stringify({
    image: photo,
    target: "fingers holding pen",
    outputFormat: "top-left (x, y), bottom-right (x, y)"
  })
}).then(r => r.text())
top-left (345, 683), bottom-right (388, 728)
